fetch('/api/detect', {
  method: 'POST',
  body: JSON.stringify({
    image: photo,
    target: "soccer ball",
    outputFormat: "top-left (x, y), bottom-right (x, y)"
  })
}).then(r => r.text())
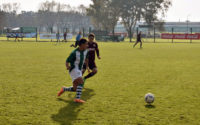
top-left (145, 93), bottom-right (155, 104)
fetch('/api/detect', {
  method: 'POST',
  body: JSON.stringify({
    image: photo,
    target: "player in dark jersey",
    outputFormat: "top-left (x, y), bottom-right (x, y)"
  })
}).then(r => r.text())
top-left (133, 31), bottom-right (143, 48)
top-left (82, 33), bottom-right (101, 82)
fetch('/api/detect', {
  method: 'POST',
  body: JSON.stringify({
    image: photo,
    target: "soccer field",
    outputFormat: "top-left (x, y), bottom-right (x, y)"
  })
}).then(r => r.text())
top-left (0, 41), bottom-right (200, 125)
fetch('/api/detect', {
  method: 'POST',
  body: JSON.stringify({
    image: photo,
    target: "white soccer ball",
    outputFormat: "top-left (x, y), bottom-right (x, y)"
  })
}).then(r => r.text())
top-left (145, 93), bottom-right (155, 104)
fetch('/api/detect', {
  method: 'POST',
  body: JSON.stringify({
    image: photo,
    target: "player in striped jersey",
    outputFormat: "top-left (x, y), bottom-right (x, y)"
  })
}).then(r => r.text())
top-left (57, 38), bottom-right (89, 103)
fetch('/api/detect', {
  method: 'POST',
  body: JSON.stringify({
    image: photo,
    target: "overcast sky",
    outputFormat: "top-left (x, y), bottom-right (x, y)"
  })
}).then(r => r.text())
top-left (0, 0), bottom-right (200, 22)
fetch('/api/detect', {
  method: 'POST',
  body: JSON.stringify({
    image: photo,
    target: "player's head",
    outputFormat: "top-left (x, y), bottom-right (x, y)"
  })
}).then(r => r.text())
top-left (78, 38), bottom-right (88, 50)
top-left (88, 33), bottom-right (95, 42)
top-left (79, 31), bottom-right (82, 35)
top-left (139, 31), bottom-right (142, 34)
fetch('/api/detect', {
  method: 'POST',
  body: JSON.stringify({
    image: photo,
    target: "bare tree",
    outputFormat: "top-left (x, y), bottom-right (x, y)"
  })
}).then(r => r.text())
top-left (0, 1), bottom-right (91, 34)
top-left (37, 1), bottom-right (91, 33)
top-left (0, 10), bottom-right (6, 29)
top-left (2, 3), bottom-right (20, 14)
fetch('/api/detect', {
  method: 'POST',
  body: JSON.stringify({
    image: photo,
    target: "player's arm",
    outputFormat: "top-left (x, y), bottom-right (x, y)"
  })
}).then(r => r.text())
top-left (66, 62), bottom-right (71, 70)
top-left (66, 52), bottom-right (75, 70)
top-left (95, 43), bottom-right (101, 59)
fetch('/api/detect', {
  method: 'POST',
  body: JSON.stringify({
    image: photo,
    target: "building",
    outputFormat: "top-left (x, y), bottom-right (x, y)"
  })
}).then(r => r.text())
top-left (114, 22), bottom-right (200, 34)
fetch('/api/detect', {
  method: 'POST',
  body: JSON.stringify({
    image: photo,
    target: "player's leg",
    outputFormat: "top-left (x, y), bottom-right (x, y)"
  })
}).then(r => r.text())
top-left (140, 41), bottom-right (143, 48)
top-left (73, 77), bottom-right (85, 103)
top-left (57, 85), bottom-right (75, 97)
top-left (70, 44), bottom-right (74, 47)
top-left (63, 86), bottom-right (74, 92)
top-left (84, 68), bottom-right (97, 80)
top-left (70, 69), bottom-right (85, 103)
top-left (70, 41), bottom-right (78, 48)
top-left (133, 41), bottom-right (138, 48)
top-left (57, 68), bottom-right (79, 97)
top-left (84, 62), bottom-right (97, 80)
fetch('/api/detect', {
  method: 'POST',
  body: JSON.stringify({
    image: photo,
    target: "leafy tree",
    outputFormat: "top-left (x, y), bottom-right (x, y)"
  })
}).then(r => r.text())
top-left (87, 0), bottom-right (120, 34)
top-left (119, 0), bottom-right (171, 42)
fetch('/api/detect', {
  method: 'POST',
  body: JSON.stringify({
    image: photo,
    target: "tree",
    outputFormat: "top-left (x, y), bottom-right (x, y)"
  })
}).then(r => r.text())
top-left (38, 1), bottom-right (58, 32)
top-left (103, 0), bottom-right (121, 36)
top-left (87, 0), bottom-right (120, 34)
top-left (0, 3), bottom-right (21, 28)
top-left (140, 0), bottom-right (171, 34)
top-left (0, 10), bottom-right (6, 29)
top-left (2, 3), bottom-right (20, 14)
top-left (0, 1), bottom-right (91, 34)
top-left (118, 0), bottom-right (171, 42)
top-left (37, 1), bottom-right (91, 33)
top-left (87, 0), bottom-right (106, 30)
top-left (118, 0), bottom-right (140, 42)
top-left (78, 4), bottom-right (87, 15)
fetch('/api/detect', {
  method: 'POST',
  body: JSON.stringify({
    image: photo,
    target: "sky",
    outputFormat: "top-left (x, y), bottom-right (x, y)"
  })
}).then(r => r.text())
top-left (0, 0), bottom-right (200, 22)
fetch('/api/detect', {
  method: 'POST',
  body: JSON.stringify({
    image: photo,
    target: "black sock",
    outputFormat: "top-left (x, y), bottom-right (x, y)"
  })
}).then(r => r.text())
top-left (84, 72), bottom-right (96, 79)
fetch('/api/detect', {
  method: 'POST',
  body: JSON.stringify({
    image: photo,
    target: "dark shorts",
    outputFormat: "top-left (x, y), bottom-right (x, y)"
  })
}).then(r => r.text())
top-left (83, 61), bottom-right (97, 70)
top-left (137, 40), bottom-right (142, 42)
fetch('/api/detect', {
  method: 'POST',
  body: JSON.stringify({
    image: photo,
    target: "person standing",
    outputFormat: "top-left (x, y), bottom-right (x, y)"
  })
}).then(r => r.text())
top-left (56, 32), bottom-right (60, 42)
top-left (133, 31), bottom-right (143, 48)
top-left (15, 32), bottom-right (20, 42)
top-left (62, 32), bottom-right (67, 42)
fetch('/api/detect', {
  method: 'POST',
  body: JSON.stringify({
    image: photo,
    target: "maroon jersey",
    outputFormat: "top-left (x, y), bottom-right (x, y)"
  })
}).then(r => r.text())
top-left (87, 41), bottom-right (99, 62)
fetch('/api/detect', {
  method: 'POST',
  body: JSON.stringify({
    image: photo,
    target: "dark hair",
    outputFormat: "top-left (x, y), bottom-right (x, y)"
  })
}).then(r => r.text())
top-left (88, 33), bottom-right (95, 38)
top-left (78, 38), bottom-right (87, 46)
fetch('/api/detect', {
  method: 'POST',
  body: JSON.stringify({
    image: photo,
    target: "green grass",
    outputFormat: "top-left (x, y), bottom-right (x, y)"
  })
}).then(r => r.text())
top-left (1, 41), bottom-right (200, 125)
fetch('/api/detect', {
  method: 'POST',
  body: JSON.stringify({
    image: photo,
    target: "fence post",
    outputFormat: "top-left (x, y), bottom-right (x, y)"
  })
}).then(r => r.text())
top-left (89, 27), bottom-right (92, 34)
top-left (36, 27), bottom-right (38, 42)
top-left (82, 28), bottom-right (85, 37)
top-left (154, 27), bottom-right (156, 43)
top-left (21, 27), bottom-right (23, 42)
top-left (51, 27), bottom-right (53, 42)
top-left (190, 28), bottom-right (192, 43)
top-left (172, 28), bottom-right (174, 43)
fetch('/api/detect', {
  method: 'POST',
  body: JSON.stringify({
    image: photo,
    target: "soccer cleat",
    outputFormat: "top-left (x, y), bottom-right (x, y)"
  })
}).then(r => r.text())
top-left (57, 87), bottom-right (64, 97)
top-left (74, 99), bottom-right (85, 103)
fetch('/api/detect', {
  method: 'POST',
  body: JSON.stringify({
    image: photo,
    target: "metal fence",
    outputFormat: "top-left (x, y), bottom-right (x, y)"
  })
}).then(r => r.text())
top-left (0, 27), bottom-right (91, 42)
top-left (137, 27), bottom-right (200, 43)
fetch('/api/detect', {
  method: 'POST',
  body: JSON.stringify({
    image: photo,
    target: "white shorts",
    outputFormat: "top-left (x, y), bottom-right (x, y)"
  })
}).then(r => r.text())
top-left (69, 68), bottom-right (82, 82)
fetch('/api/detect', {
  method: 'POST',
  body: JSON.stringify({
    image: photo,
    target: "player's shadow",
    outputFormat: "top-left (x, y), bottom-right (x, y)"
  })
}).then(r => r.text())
top-left (51, 88), bottom-right (95, 125)
top-left (145, 104), bottom-right (156, 109)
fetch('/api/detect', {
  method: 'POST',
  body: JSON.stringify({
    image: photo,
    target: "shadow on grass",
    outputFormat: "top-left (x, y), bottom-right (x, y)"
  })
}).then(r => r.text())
top-left (51, 88), bottom-right (95, 125)
top-left (145, 104), bottom-right (156, 109)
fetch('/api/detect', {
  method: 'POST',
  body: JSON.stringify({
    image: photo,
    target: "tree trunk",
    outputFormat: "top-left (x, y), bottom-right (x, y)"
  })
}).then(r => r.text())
top-left (112, 27), bottom-right (115, 41)
top-left (129, 27), bottom-right (132, 42)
